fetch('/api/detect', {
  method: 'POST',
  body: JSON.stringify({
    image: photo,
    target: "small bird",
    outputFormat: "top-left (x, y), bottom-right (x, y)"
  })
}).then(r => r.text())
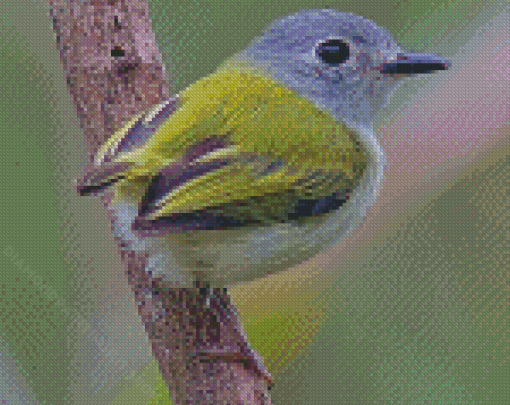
top-left (77, 9), bottom-right (449, 289)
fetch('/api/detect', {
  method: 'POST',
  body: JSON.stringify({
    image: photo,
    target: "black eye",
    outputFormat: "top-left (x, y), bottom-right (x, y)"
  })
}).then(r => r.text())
top-left (316, 39), bottom-right (350, 65)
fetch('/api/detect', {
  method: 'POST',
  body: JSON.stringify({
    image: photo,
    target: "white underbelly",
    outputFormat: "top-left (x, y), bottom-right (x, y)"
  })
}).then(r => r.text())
top-left (108, 125), bottom-right (383, 288)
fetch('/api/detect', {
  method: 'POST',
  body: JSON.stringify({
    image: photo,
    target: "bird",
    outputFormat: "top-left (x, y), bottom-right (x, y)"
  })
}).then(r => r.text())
top-left (76, 9), bottom-right (450, 291)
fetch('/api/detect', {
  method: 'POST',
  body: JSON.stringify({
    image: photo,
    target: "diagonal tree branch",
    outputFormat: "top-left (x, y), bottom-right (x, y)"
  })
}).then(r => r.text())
top-left (47, 0), bottom-right (272, 403)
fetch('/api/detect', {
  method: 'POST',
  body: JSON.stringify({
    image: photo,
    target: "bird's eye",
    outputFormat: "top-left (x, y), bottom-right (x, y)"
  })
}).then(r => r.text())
top-left (316, 39), bottom-right (350, 65)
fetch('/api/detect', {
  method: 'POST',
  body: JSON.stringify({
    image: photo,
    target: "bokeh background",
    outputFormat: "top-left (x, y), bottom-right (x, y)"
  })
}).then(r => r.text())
top-left (0, 0), bottom-right (507, 404)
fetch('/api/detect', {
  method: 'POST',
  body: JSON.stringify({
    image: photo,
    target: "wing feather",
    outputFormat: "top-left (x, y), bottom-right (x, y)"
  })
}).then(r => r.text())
top-left (76, 65), bottom-right (368, 231)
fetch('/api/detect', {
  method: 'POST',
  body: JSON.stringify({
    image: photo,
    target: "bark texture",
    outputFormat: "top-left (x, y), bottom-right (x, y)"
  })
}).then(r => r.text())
top-left (48, 1), bottom-right (272, 403)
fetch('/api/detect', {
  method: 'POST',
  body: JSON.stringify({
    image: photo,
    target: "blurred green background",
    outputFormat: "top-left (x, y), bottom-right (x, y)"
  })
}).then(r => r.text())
top-left (0, 0), bottom-right (507, 404)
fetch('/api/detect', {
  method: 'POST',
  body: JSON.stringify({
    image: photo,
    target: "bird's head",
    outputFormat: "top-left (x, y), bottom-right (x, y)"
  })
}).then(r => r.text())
top-left (238, 9), bottom-right (450, 127)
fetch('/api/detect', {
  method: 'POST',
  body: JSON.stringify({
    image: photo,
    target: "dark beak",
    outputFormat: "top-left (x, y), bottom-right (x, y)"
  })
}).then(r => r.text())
top-left (380, 53), bottom-right (450, 75)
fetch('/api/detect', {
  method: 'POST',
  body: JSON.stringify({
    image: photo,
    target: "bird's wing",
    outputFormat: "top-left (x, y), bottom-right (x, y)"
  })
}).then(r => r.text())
top-left (76, 66), bottom-right (367, 229)
top-left (76, 97), bottom-right (179, 196)
top-left (136, 66), bottom-right (367, 218)
top-left (145, 147), bottom-right (356, 219)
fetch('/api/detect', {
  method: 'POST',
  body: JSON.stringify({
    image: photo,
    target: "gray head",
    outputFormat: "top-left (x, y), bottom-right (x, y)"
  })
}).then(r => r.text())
top-left (236, 9), bottom-right (449, 128)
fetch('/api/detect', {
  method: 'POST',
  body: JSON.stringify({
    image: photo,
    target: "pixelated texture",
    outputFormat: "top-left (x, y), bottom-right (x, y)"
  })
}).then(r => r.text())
top-left (0, 1), bottom-right (508, 405)
top-left (148, 0), bottom-right (213, 95)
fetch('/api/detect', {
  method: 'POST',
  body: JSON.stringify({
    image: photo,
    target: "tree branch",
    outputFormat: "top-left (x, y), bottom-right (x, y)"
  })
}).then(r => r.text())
top-left (48, 0), bottom-right (272, 403)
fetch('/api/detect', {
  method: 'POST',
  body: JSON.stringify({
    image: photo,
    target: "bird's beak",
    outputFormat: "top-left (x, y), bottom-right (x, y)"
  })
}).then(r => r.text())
top-left (380, 52), bottom-right (450, 75)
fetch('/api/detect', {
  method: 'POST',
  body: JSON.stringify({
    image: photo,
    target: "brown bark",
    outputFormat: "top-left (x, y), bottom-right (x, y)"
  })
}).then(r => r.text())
top-left (48, 1), bottom-right (272, 403)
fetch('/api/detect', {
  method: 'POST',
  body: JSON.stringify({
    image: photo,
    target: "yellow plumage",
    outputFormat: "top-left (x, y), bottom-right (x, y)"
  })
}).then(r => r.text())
top-left (104, 62), bottom-right (367, 222)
